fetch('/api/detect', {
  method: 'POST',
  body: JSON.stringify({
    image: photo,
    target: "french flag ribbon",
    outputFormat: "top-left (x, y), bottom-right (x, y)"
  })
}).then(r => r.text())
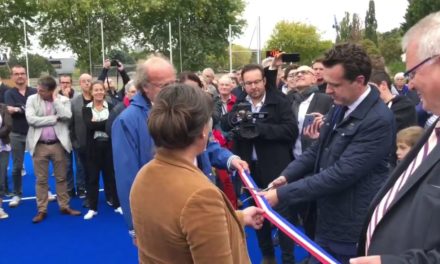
top-left (237, 170), bottom-right (340, 264)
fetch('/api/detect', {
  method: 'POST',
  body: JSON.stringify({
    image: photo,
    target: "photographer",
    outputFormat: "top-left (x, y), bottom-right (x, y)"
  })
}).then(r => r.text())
top-left (98, 59), bottom-right (130, 103)
top-left (221, 64), bottom-right (297, 263)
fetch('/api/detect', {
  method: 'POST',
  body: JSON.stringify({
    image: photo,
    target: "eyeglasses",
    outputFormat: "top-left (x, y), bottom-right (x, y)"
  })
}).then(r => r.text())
top-left (404, 55), bottom-right (439, 80)
top-left (244, 79), bottom-right (263, 87)
top-left (60, 82), bottom-right (71, 84)
top-left (294, 70), bottom-right (313, 77)
top-left (147, 80), bottom-right (176, 89)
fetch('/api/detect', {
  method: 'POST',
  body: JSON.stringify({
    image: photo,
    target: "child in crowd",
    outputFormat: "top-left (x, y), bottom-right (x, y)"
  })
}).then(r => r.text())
top-left (396, 126), bottom-right (424, 162)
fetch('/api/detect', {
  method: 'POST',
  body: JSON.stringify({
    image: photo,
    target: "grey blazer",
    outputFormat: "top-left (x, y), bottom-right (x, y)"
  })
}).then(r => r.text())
top-left (71, 94), bottom-right (87, 150)
top-left (25, 93), bottom-right (72, 155)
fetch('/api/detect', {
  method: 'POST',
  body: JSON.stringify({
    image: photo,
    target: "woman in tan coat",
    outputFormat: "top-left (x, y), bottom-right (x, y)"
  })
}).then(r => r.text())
top-left (130, 83), bottom-right (264, 264)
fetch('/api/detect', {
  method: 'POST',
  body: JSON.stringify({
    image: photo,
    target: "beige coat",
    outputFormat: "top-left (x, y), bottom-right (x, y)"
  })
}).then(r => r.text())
top-left (25, 93), bottom-right (72, 155)
top-left (130, 149), bottom-right (251, 264)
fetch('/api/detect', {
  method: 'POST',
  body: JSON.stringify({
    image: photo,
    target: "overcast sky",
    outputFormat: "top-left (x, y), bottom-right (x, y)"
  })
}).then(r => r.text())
top-left (236, 0), bottom-right (409, 49)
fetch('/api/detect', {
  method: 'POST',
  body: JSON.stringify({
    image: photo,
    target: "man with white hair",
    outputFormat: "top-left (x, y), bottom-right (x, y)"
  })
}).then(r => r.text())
top-left (391, 72), bottom-right (420, 105)
top-left (353, 11), bottom-right (440, 264)
top-left (112, 56), bottom-right (248, 243)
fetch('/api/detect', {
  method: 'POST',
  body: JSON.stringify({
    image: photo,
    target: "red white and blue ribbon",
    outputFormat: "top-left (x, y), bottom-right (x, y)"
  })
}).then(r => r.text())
top-left (238, 170), bottom-right (340, 264)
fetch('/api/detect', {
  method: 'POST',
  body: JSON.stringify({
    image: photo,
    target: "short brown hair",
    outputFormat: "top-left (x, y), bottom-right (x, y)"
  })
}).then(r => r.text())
top-left (396, 126), bottom-right (424, 147)
top-left (323, 43), bottom-right (372, 85)
top-left (148, 83), bottom-right (213, 149)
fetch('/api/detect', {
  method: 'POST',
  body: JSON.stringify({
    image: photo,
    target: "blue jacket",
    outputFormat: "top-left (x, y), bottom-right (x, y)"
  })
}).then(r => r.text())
top-left (112, 92), bottom-right (233, 231)
top-left (277, 87), bottom-right (395, 243)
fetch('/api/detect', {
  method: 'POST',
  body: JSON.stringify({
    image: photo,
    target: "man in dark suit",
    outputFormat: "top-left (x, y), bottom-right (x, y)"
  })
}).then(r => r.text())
top-left (221, 64), bottom-right (297, 264)
top-left (261, 43), bottom-right (395, 264)
top-left (351, 11), bottom-right (440, 264)
top-left (0, 76), bottom-right (10, 103)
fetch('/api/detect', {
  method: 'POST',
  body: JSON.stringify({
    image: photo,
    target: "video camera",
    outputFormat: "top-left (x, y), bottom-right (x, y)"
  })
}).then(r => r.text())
top-left (229, 102), bottom-right (268, 139)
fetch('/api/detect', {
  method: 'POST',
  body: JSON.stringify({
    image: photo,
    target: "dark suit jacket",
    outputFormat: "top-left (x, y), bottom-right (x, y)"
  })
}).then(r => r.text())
top-left (0, 82), bottom-right (10, 103)
top-left (221, 89), bottom-right (297, 187)
top-left (357, 121), bottom-right (440, 263)
top-left (287, 90), bottom-right (333, 153)
top-left (277, 87), bottom-right (395, 243)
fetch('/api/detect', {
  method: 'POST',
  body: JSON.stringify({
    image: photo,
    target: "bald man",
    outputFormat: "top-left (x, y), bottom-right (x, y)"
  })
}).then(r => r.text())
top-left (70, 74), bottom-right (93, 199)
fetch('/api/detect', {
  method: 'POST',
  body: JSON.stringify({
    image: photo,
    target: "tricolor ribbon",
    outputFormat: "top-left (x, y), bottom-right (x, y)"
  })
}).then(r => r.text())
top-left (238, 170), bottom-right (340, 264)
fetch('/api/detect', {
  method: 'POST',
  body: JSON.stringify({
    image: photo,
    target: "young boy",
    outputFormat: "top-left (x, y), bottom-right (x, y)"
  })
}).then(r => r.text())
top-left (396, 126), bottom-right (424, 162)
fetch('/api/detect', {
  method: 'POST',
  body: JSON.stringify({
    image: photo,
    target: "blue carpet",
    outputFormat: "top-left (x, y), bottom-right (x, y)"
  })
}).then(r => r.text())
top-left (0, 152), bottom-right (308, 263)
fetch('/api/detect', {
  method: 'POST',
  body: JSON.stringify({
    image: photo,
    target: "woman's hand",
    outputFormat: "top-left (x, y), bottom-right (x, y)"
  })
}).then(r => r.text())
top-left (241, 206), bottom-right (265, 229)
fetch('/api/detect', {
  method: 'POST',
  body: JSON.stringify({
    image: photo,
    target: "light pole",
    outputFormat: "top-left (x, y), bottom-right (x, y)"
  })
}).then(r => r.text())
top-left (169, 22), bottom-right (173, 65)
top-left (23, 19), bottom-right (29, 85)
top-left (229, 24), bottom-right (232, 73)
top-left (99, 18), bottom-right (105, 65)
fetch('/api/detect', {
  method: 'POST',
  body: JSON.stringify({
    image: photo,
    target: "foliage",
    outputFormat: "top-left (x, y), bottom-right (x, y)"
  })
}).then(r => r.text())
top-left (378, 28), bottom-right (403, 64)
top-left (36, 0), bottom-right (129, 72)
top-left (205, 44), bottom-right (253, 72)
top-left (120, 0), bottom-right (246, 71)
top-left (364, 0), bottom-right (378, 45)
top-left (0, 0), bottom-right (39, 53)
top-left (107, 49), bottom-right (135, 65)
top-left (338, 12), bottom-right (363, 43)
top-left (265, 21), bottom-right (333, 65)
top-left (0, 53), bottom-right (56, 78)
top-left (402, 0), bottom-right (440, 31)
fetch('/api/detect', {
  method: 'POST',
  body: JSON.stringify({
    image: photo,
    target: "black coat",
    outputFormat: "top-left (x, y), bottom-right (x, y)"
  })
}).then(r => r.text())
top-left (82, 103), bottom-right (114, 160)
top-left (221, 89), bottom-right (297, 187)
top-left (286, 89), bottom-right (333, 153)
top-left (357, 121), bottom-right (440, 263)
top-left (389, 95), bottom-right (417, 132)
top-left (277, 88), bottom-right (395, 243)
top-left (0, 103), bottom-right (12, 144)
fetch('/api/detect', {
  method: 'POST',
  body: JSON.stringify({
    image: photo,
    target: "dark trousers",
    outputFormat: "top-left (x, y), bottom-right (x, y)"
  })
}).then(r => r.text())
top-left (250, 161), bottom-right (297, 263)
top-left (66, 149), bottom-right (86, 193)
top-left (10, 133), bottom-right (26, 196)
top-left (309, 236), bottom-right (357, 264)
top-left (86, 140), bottom-right (120, 211)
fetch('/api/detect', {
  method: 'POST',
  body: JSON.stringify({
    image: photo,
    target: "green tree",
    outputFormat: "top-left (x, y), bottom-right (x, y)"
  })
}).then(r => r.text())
top-left (121, 0), bottom-right (245, 71)
top-left (205, 44), bottom-right (253, 72)
top-left (364, 0), bottom-right (378, 45)
top-left (338, 12), bottom-right (363, 43)
top-left (107, 49), bottom-right (136, 65)
top-left (0, 0), bottom-right (39, 53)
top-left (378, 28), bottom-right (403, 64)
top-left (36, 0), bottom-right (129, 72)
top-left (264, 21), bottom-right (333, 65)
top-left (6, 53), bottom-right (56, 78)
top-left (402, 0), bottom-right (440, 31)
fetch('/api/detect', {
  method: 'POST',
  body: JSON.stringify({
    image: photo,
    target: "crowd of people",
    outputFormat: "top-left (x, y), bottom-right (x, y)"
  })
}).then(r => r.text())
top-left (1, 10), bottom-right (440, 264)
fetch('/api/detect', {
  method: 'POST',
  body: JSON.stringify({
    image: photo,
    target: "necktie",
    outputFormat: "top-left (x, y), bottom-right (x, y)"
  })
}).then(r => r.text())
top-left (365, 126), bottom-right (440, 253)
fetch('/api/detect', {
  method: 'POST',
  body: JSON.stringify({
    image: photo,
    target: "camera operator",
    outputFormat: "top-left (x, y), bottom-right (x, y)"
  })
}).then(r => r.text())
top-left (221, 63), bottom-right (297, 263)
top-left (98, 59), bottom-right (130, 104)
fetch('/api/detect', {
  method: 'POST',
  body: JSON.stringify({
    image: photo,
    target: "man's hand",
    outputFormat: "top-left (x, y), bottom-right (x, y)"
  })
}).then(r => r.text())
top-left (241, 206), bottom-right (265, 229)
top-left (270, 52), bottom-right (284, 70)
top-left (303, 112), bottom-right (324, 140)
top-left (7, 106), bottom-right (20, 114)
top-left (268, 175), bottom-right (287, 189)
top-left (258, 189), bottom-right (279, 207)
top-left (350, 256), bottom-right (381, 264)
top-left (230, 157), bottom-right (249, 173)
top-left (103, 59), bottom-right (111, 69)
top-left (117, 61), bottom-right (125, 72)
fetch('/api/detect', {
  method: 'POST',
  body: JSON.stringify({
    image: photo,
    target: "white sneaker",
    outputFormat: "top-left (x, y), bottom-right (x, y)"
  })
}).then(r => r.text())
top-left (114, 207), bottom-right (123, 215)
top-left (83, 210), bottom-right (97, 220)
top-left (9, 196), bottom-right (21, 207)
top-left (0, 208), bottom-right (8, 219)
top-left (48, 191), bottom-right (56, 202)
